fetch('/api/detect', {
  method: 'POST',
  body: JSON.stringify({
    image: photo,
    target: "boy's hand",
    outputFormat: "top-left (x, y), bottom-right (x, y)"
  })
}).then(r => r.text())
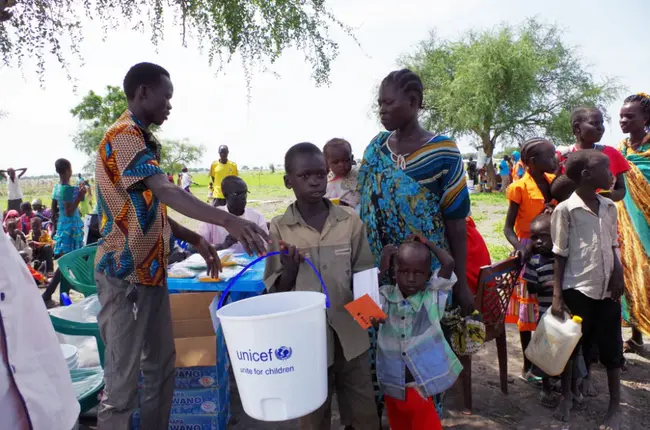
top-left (608, 262), bottom-right (625, 299)
top-left (515, 242), bottom-right (531, 264)
top-left (369, 316), bottom-right (386, 330)
top-left (551, 295), bottom-right (569, 320)
top-left (411, 233), bottom-right (454, 266)
top-left (279, 241), bottom-right (304, 275)
top-left (379, 244), bottom-right (398, 276)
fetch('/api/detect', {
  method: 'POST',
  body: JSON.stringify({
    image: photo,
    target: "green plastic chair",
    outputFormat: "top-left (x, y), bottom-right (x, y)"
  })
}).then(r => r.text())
top-left (58, 244), bottom-right (98, 297)
top-left (50, 305), bottom-right (106, 414)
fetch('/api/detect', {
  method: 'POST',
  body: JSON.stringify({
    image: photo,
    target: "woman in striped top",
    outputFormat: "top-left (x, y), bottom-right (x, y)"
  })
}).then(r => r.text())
top-left (358, 68), bottom-right (474, 420)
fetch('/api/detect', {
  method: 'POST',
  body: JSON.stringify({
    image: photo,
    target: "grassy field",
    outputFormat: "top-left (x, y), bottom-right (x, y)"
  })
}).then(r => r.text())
top-left (2, 172), bottom-right (512, 261)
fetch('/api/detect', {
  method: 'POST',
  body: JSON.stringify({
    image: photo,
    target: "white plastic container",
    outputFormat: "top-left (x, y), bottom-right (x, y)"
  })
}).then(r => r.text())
top-left (525, 310), bottom-right (583, 376)
top-left (216, 291), bottom-right (328, 421)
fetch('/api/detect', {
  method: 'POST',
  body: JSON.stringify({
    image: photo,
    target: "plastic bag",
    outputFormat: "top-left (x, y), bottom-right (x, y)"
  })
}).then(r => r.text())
top-left (57, 334), bottom-right (100, 368)
top-left (226, 254), bottom-right (252, 267)
top-left (198, 266), bottom-right (244, 282)
top-left (168, 265), bottom-right (197, 279)
top-left (179, 253), bottom-right (208, 270)
top-left (49, 295), bottom-right (101, 323)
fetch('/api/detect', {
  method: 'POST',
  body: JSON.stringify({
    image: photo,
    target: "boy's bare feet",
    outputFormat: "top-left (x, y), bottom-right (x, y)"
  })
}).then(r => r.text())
top-left (599, 404), bottom-right (622, 430)
top-left (572, 392), bottom-right (585, 411)
top-left (553, 395), bottom-right (573, 422)
top-left (582, 376), bottom-right (598, 397)
top-left (539, 390), bottom-right (558, 408)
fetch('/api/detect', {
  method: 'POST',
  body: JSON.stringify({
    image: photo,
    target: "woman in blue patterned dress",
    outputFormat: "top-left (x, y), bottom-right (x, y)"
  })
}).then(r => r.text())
top-left (42, 158), bottom-right (86, 305)
top-left (357, 69), bottom-right (474, 419)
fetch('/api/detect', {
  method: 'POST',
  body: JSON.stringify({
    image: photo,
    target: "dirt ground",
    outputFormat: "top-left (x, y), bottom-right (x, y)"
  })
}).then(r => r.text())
top-left (221, 325), bottom-right (650, 430)
top-left (76, 196), bottom-right (650, 429)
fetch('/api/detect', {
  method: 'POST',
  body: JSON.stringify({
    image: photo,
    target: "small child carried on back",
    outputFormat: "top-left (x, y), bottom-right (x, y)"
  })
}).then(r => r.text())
top-left (323, 138), bottom-right (360, 209)
top-left (373, 236), bottom-right (460, 430)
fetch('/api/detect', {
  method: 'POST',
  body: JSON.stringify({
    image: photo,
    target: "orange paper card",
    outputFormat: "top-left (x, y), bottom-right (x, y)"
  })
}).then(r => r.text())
top-left (344, 294), bottom-right (387, 330)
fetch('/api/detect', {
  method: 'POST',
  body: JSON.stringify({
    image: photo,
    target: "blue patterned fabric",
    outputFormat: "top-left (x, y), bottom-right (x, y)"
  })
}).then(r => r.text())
top-left (358, 131), bottom-right (470, 417)
top-left (358, 132), bottom-right (470, 272)
top-left (52, 184), bottom-right (84, 255)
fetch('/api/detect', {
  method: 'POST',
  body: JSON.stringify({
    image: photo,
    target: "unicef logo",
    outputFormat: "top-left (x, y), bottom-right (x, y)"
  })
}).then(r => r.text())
top-left (274, 346), bottom-right (292, 361)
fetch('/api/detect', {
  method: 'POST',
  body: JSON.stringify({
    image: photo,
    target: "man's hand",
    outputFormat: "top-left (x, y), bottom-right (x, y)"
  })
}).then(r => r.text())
top-left (224, 217), bottom-right (269, 256)
top-left (608, 262), bottom-right (625, 299)
top-left (194, 237), bottom-right (222, 278)
top-left (551, 295), bottom-right (569, 320)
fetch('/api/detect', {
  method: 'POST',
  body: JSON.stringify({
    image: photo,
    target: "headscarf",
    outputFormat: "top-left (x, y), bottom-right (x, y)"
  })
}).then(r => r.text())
top-left (512, 150), bottom-right (521, 163)
top-left (3, 209), bottom-right (20, 231)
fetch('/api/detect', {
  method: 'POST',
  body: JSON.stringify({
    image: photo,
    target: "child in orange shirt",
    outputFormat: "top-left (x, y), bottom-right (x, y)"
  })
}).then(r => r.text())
top-left (503, 137), bottom-right (557, 382)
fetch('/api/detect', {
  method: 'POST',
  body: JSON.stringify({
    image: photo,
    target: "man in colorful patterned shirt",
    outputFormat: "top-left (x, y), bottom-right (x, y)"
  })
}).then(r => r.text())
top-left (94, 62), bottom-right (269, 429)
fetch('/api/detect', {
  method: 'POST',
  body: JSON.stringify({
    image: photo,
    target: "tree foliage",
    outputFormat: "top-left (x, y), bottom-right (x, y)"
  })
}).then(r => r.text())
top-left (71, 85), bottom-right (131, 157)
top-left (401, 19), bottom-right (621, 185)
top-left (0, 0), bottom-right (349, 85)
top-left (160, 139), bottom-right (206, 173)
top-left (71, 85), bottom-right (204, 172)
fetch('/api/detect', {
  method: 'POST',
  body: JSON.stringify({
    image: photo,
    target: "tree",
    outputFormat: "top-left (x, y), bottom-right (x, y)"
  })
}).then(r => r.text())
top-left (269, 163), bottom-right (275, 174)
top-left (0, 1), bottom-right (351, 85)
top-left (70, 85), bottom-right (130, 156)
top-left (401, 19), bottom-right (621, 188)
top-left (71, 85), bottom-right (204, 171)
top-left (161, 139), bottom-right (206, 173)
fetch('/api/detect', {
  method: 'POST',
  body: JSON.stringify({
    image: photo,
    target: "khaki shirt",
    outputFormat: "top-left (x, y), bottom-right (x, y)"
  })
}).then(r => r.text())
top-left (551, 193), bottom-right (618, 300)
top-left (264, 201), bottom-right (375, 366)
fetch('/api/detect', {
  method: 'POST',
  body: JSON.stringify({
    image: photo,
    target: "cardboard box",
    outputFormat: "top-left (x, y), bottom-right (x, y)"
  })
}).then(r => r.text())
top-left (170, 292), bottom-right (229, 374)
top-left (170, 386), bottom-right (230, 415)
top-left (139, 292), bottom-right (230, 389)
top-left (132, 408), bottom-right (231, 430)
top-left (133, 292), bottom-right (231, 429)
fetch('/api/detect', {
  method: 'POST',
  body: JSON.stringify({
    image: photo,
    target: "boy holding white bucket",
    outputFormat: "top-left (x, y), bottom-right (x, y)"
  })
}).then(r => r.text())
top-left (264, 143), bottom-right (380, 430)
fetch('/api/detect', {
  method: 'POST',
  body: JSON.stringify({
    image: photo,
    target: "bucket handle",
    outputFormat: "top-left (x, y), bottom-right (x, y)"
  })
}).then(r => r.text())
top-left (216, 251), bottom-right (330, 309)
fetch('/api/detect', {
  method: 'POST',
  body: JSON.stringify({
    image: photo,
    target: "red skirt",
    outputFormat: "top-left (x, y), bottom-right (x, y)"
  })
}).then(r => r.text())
top-left (466, 217), bottom-right (491, 296)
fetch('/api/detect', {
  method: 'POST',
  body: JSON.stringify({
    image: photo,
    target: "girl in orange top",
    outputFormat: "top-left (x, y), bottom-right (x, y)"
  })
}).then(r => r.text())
top-left (503, 137), bottom-right (557, 381)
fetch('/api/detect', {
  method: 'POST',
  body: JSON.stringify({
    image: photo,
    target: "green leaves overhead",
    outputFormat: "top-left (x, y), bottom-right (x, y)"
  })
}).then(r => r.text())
top-left (402, 18), bottom-right (621, 153)
top-left (1, 1), bottom-right (350, 85)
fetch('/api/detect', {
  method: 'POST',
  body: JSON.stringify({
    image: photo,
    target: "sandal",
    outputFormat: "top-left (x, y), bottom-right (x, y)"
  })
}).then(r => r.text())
top-left (623, 339), bottom-right (644, 355)
top-left (518, 372), bottom-right (543, 387)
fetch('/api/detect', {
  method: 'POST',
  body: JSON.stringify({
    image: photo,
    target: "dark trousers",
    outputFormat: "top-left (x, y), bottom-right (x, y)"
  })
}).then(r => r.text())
top-left (95, 272), bottom-right (176, 430)
top-left (33, 244), bottom-right (54, 273)
top-left (563, 289), bottom-right (623, 370)
top-left (7, 198), bottom-right (22, 212)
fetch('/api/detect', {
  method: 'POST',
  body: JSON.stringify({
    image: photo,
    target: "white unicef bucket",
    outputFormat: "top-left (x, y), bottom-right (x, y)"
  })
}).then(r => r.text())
top-left (216, 253), bottom-right (330, 421)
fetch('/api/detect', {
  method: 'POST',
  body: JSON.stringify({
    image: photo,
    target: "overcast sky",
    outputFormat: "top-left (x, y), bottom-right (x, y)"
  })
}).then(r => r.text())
top-left (1, 0), bottom-right (648, 175)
